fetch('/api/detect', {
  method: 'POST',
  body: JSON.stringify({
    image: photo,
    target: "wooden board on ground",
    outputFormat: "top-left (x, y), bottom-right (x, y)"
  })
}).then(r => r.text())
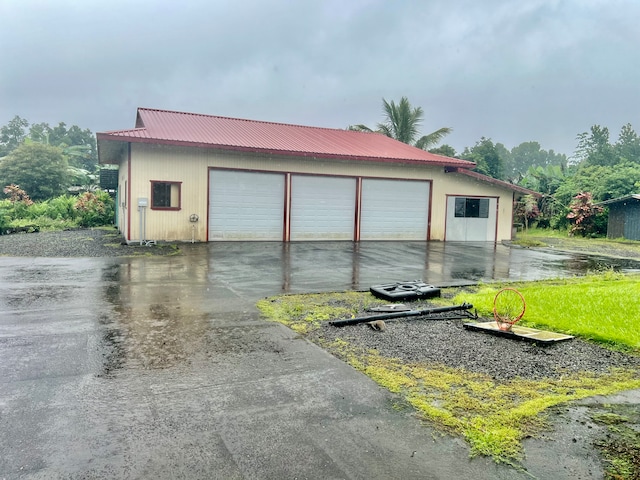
top-left (463, 321), bottom-right (574, 343)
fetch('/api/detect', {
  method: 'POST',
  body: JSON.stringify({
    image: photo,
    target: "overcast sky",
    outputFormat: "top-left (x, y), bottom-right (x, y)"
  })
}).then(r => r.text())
top-left (1, 0), bottom-right (639, 157)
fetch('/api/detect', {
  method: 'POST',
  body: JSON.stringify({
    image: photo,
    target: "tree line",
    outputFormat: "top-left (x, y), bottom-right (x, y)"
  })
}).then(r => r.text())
top-left (0, 116), bottom-right (98, 201)
top-left (0, 116), bottom-right (113, 232)
top-left (2, 101), bottom-right (639, 236)
top-left (351, 97), bottom-right (640, 235)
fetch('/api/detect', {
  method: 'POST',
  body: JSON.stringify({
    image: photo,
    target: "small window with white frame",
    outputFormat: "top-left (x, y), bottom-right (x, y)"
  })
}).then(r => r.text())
top-left (151, 181), bottom-right (181, 210)
top-left (454, 197), bottom-right (489, 218)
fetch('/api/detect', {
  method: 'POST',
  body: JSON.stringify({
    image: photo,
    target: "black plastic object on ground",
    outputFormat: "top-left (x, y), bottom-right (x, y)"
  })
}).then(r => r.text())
top-left (370, 281), bottom-right (441, 301)
top-left (329, 303), bottom-right (473, 327)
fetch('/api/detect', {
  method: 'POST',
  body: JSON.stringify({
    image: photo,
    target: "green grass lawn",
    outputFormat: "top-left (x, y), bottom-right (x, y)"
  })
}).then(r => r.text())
top-left (258, 272), bottom-right (640, 470)
top-left (454, 272), bottom-right (640, 351)
top-left (514, 228), bottom-right (640, 257)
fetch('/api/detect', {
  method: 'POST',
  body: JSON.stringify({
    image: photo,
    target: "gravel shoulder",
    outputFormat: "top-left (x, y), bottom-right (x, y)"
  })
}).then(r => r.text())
top-left (307, 307), bottom-right (640, 382)
top-left (0, 228), bottom-right (179, 257)
top-left (303, 299), bottom-right (640, 476)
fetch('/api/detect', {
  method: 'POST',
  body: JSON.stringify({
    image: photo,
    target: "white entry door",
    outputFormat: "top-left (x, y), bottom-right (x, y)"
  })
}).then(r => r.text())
top-left (209, 169), bottom-right (285, 241)
top-left (445, 196), bottom-right (497, 241)
top-left (290, 175), bottom-right (356, 240)
top-left (360, 179), bottom-right (430, 240)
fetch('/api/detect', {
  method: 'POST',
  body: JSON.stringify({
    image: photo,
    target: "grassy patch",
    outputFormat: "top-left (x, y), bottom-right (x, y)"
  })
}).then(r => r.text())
top-left (325, 338), bottom-right (640, 466)
top-left (258, 282), bottom-right (640, 466)
top-left (511, 238), bottom-right (547, 248)
top-left (592, 405), bottom-right (640, 479)
top-left (257, 291), bottom-right (386, 334)
top-left (452, 272), bottom-right (640, 351)
top-left (517, 228), bottom-right (640, 257)
top-left (517, 227), bottom-right (570, 239)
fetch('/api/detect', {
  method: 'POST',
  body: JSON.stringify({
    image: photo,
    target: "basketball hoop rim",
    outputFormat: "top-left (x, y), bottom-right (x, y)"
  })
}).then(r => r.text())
top-left (493, 287), bottom-right (526, 326)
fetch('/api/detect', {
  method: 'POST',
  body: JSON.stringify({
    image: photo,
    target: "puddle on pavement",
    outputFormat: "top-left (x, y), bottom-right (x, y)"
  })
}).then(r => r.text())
top-left (98, 299), bottom-right (211, 373)
top-left (96, 306), bottom-right (279, 376)
top-left (91, 245), bottom-right (640, 376)
top-left (98, 261), bottom-right (210, 374)
top-left (6, 261), bottom-right (102, 284)
top-left (1, 285), bottom-right (79, 310)
top-left (97, 260), bottom-right (280, 376)
top-left (572, 254), bottom-right (640, 273)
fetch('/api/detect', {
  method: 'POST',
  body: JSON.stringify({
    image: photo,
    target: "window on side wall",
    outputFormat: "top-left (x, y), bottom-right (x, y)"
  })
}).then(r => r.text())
top-left (151, 181), bottom-right (181, 210)
top-left (454, 198), bottom-right (489, 218)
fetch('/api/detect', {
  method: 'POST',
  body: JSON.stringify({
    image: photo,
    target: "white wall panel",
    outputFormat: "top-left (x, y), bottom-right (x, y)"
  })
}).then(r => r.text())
top-left (445, 196), bottom-right (497, 241)
top-left (209, 170), bottom-right (284, 240)
top-left (360, 179), bottom-right (429, 240)
top-left (290, 176), bottom-right (356, 240)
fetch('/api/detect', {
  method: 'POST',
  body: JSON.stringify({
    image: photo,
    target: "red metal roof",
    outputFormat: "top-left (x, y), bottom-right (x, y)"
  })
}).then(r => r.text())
top-left (444, 167), bottom-right (542, 197)
top-left (97, 107), bottom-right (475, 168)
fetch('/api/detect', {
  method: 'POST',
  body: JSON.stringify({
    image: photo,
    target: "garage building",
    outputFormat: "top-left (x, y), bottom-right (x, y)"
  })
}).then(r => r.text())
top-left (97, 108), bottom-right (535, 243)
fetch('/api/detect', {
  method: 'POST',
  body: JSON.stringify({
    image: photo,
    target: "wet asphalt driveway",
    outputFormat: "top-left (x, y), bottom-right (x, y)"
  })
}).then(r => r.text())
top-left (1, 242), bottom-right (639, 479)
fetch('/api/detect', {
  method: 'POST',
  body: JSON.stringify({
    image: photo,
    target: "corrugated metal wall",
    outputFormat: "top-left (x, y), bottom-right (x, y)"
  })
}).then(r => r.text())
top-left (624, 202), bottom-right (640, 240)
top-left (607, 204), bottom-right (625, 239)
top-left (607, 200), bottom-right (640, 240)
top-left (125, 143), bottom-right (517, 242)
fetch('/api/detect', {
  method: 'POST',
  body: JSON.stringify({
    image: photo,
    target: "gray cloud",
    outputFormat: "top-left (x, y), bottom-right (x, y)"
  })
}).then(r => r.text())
top-left (1, 0), bottom-right (639, 156)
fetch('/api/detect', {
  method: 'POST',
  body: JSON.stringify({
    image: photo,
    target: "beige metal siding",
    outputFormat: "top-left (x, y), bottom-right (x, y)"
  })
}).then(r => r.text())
top-left (118, 151), bottom-right (129, 239)
top-left (433, 173), bottom-right (513, 242)
top-left (128, 144), bottom-right (208, 242)
top-left (126, 143), bottom-right (515, 242)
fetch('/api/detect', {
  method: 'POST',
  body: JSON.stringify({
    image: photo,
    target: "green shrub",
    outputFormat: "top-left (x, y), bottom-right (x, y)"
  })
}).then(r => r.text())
top-left (44, 195), bottom-right (77, 220)
top-left (23, 216), bottom-right (77, 230)
top-left (1, 190), bottom-right (114, 230)
top-left (0, 206), bottom-right (10, 232)
top-left (23, 200), bottom-right (50, 220)
top-left (74, 190), bottom-right (114, 227)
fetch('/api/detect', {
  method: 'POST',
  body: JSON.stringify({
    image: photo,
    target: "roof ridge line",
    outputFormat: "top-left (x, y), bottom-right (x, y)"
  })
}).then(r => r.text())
top-left (137, 107), bottom-right (382, 135)
top-left (102, 126), bottom-right (148, 134)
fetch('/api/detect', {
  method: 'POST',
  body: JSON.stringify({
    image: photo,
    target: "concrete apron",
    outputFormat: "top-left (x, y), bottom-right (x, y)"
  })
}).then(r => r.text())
top-left (1, 242), bottom-right (639, 479)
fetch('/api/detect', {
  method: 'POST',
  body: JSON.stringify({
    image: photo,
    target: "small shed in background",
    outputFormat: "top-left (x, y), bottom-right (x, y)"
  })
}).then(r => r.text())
top-left (600, 194), bottom-right (640, 240)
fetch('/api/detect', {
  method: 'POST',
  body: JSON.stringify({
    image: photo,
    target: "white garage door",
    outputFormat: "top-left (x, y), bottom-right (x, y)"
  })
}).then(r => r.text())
top-left (360, 179), bottom-right (430, 240)
top-left (209, 170), bottom-right (284, 241)
top-left (290, 175), bottom-right (356, 240)
top-left (445, 196), bottom-right (497, 241)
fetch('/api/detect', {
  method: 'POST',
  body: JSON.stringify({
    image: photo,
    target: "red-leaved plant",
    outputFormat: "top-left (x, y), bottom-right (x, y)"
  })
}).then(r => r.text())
top-left (74, 191), bottom-right (113, 227)
top-left (3, 184), bottom-right (34, 206)
top-left (566, 192), bottom-right (603, 237)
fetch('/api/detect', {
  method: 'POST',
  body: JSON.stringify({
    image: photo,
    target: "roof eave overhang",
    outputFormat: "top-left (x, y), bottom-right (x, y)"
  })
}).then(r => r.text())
top-left (445, 167), bottom-right (542, 197)
top-left (96, 133), bottom-right (476, 169)
top-left (598, 194), bottom-right (640, 206)
top-left (96, 134), bottom-right (128, 165)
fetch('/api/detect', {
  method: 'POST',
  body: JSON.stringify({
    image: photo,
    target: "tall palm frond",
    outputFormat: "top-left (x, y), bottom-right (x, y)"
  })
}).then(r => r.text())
top-left (377, 97), bottom-right (423, 145)
top-left (414, 127), bottom-right (453, 150)
top-left (347, 124), bottom-right (375, 133)
top-left (353, 97), bottom-right (451, 149)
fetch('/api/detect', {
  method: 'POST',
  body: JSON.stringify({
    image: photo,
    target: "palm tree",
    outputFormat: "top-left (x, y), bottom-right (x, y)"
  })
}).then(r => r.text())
top-left (350, 97), bottom-right (452, 150)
